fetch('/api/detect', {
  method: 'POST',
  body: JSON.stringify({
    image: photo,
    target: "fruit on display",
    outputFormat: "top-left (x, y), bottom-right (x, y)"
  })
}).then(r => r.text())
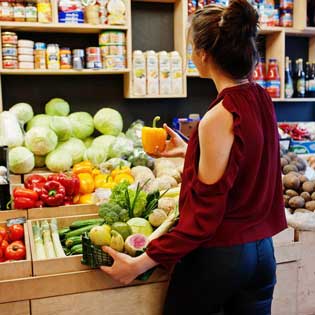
top-left (124, 234), bottom-right (148, 257)
top-left (89, 226), bottom-right (111, 246)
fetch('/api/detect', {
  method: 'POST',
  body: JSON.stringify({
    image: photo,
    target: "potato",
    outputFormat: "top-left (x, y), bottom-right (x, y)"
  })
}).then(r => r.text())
top-left (299, 175), bottom-right (309, 184)
top-left (280, 157), bottom-right (289, 168)
top-left (300, 192), bottom-right (312, 202)
top-left (283, 164), bottom-right (299, 174)
top-left (158, 197), bottom-right (177, 214)
top-left (156, 168), bottom-right (181, 183)
top-left (283, 195), bottom-right (290, 207)
top-left (283, 173), bottom-right (300, 190)
top-left (288, 196), bottom-right (305, 209)
top-left (311, 192), bottom-right (315, 200)
top-left (285, 189), bottom-right (299, 197)
top-left (305, 200), bottom-right (315, 211)
top-left (287, 152), bottom-right (298, 160)
top-left (302, 181), bottom-right (315, 193)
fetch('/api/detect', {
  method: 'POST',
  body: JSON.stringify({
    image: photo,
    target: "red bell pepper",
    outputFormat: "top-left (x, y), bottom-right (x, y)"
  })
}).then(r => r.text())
top-left (47, 173), bottom-right (80, 197)
top-left (13, 187), bottom-right (38, 209)
top-left (24, 174), bottom-right (46, 190)
top-left (40, 181), bottom-right (66, 207)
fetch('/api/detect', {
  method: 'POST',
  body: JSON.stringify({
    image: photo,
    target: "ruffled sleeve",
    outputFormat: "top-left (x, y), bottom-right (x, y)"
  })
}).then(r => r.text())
top-left (146, 94), bottom-right (245, 270)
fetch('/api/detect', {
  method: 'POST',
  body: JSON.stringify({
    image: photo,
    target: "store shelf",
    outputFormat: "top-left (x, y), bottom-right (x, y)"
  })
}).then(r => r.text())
top-left (132, 0), bottom-right (175, 3)
top-left (272, 98), bottom-right (315, 102)
top-left (126, 94), bottom-right (186, 99)
top-left (0, 22), bottom-right (128, 34)
top-left (0, 69), bottom-right (130, 75)
top-left (259, 27), bottom-right (286, 34)
top-left (285, 27), bottom-right (315, 37)
top-left (187, 73), bottom-right (200, 77)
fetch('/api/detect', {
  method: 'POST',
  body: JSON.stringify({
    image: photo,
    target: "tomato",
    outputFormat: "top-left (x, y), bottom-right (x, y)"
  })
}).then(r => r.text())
top-left (5, 241), bottom-right (26, 261)
top-left (0, 240), bottom-right (9, 253)
top-left (8, 224), bottom-right (24, 242)
top-left (0, 226), bottom-right (8, 241)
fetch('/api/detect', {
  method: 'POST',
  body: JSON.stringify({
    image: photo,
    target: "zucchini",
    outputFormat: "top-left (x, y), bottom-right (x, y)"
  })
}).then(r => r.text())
top-left (65, 224), bottom-right (99, 239)
top-left (69, 219), bottom-right (104, 230)
top-left (58, 227), bottom-right (70, 239)
top-left (70, 244), bottom-right (83, 255)
top-left (65, 236), bottom-right (82, 248)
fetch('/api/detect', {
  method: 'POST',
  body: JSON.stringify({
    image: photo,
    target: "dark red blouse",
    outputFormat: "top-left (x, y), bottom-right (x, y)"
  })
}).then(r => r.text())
top-left (146, 82), bottom-right (287, 270)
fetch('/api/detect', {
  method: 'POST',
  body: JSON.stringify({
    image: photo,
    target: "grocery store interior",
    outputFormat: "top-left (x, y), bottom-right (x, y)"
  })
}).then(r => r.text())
top-left (1, 0), bottom-right (315, 315)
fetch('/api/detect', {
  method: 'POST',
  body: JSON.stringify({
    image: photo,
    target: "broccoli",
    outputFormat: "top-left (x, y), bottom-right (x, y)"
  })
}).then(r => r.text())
top-left (110, 181), bottom-right (129, 209)
top-left (119, 208), bottom-right (130, 222)
top-left (99, 202), bottom-right (122, 225)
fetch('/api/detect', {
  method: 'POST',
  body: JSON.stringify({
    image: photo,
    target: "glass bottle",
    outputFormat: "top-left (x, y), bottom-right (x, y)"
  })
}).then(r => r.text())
top-left (253, 58), bottom-right (265, 88)
top-left (295, 59), bottom-right (306, 98)
top-left (305, 61), bottom-right (311, 97)
top-left (266, 58), bottom-right (281, 98)
top-left (285, 56), bottom-right (294, 98)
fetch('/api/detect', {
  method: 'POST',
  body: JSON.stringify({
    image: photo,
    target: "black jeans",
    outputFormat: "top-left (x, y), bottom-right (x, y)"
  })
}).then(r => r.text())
top-left (163, 238), bottom-right (276, 315)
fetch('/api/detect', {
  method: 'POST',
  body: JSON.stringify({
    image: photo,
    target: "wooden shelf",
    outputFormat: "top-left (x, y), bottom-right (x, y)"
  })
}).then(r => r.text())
top-left (187, 73), bottom-right (200, 77)
top-left (132, 0), bottom-right (175, 3)
top-left (272, 98), bottom-right (315, 102)
top-left (0, 22), bottom-right (128, 33)
top-left (0, 69), bottom-right (130, 75)
top-left (259, 27), bottom-right (286, 35)
top-left (126, 94), bottom-right (186, 99)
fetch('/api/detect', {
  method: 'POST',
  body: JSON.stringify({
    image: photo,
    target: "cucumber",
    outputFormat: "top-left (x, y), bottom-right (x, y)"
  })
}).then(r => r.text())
top-left (65, 224), bottom-right (99, 239)
top-left (59, 227), bottom-right (70, 238)
top-left (69, 219), bottom-right (104, 230)
top-left (70, 244), bottom-right (83, 255)
top-left (65, 236), bottom-right (82, 248)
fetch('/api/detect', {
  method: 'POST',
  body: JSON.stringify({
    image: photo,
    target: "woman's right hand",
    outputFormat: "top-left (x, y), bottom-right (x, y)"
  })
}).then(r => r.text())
top-left (154, 124), bottom-right (187, 158)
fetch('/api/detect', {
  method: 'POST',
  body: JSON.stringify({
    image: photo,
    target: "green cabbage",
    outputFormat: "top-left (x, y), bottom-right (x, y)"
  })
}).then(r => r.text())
top-left (50, 116), bottom-right (72, 142)
top-left (57, 137), bottom-right (86, 164)
top-left (25, 126), bottom-right (58, 156)
top-left (9, 147), bottom-right (34, 174)
top-left (92, 135), bottom-right (116, 155)
top-left (0, 111), bottom-right (24, 148)
top-left (83, 145), bottom-right (107, 166)
top-left (45, 149), bottom-right (73, 172)
top-left (45, 98), bottom-right (70, 116)
top-left (93, 108), bottom-right (123, 136)
top-left (26, 114), bottom-right (51, 131)
top-left (9, 103), bottom-right (34, 125)
top-left (108, 136), bottom-right (134, 159)
top-left (69, 112), bottom-right (94, 139)
top-left (34, 155), bottom-right (46, 168)
top-left (83, 137), bottom-right (94, 148)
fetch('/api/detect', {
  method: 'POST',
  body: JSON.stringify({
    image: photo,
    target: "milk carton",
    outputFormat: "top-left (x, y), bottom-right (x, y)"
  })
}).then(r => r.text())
top-left (170, 51), bottom-right (183, 95)
top-left (146, 50), bottom-right (159, 96)
top-left (132, 50), bottom-right (146, 96)
top-left (158, 51), bottom-right (171, 95)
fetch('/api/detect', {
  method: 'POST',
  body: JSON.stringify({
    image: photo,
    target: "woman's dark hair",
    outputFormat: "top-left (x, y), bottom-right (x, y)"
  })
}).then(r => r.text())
top-left (190, 0), bottom-right (259, 79)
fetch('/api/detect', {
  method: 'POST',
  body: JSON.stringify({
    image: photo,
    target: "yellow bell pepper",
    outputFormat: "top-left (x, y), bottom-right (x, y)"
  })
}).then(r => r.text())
top-left (111, 166), bottom-right (131, 179)
top-left (73, 161), bottom-right (93, 175)
top-left (114, 173), bottom-right (134, 185)
top-left (78, 173), bottom-right (95, 194)
top-left (92, 168), bottom-right (101, 177)
top-left (79, 193), bottom-right (94, 205)
top-left (73, 194), bottom-right (81, 204)
top-left (94, 174), bottom-right (115, 189)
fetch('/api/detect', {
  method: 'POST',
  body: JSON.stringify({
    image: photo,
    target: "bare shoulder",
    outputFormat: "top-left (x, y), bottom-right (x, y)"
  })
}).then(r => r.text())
top-left (199, 101), bottom-right (233, 136)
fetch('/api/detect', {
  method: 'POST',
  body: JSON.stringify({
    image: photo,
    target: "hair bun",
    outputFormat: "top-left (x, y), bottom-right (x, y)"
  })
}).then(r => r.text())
top-left (221, 0), bottom-right (259, 39)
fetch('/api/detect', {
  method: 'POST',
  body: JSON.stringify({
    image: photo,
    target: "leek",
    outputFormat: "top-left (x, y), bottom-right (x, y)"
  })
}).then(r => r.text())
top-left (50, 218), bottom-right (66, 258)
top-left (41, 220), bottom-right (56, 259)
top-left (32, 221), bottom-right (46, 260)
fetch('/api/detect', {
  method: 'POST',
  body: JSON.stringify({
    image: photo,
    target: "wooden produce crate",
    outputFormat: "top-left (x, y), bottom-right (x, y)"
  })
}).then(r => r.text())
top-left (27, 204), bottom-right (99, 220)
top-left (0, 210), bottom-right (27, 221)
top-left (273, 227), bottom-right (295, 246)
top-left (9, 174), bottom-right (22, 184)
top-left (0, 300), bottom-right (30, 315)
top-left (0, 222), bottom-right (32, 281)
top-left (28, 214), bottom-right (101, 276)
top-left (23, 168), bottom-right (54, 182)
top-left (31, 281), bottom-right (168, 315)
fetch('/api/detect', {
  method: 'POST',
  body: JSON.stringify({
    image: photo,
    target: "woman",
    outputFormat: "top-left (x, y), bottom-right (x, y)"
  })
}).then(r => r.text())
top-left (101, 0), bottom-right (287, 314)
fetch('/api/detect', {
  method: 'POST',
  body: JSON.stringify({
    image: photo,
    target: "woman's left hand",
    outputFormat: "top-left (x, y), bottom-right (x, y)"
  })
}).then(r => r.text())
top-left (100, 246), bottom-right (158, 285)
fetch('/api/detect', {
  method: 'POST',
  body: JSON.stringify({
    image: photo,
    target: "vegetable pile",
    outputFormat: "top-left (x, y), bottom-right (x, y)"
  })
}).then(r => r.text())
top-left (0, 223), bottom-right (26, 263)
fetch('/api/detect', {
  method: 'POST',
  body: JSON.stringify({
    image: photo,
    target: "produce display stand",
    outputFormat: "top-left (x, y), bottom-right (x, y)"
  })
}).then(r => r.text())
top-left (0, 210), bottom-right (27, 221)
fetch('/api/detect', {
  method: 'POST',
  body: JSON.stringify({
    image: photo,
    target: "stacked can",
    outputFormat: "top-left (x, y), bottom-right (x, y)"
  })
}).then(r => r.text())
top-left (86, 47), bottom-right (102, 70)
top-left (2, 32), bottom-right (18, 69)
top-left (73, 49), bottom-right (85, 70)
top-left (34, 42), bottom-right (46, 69)
top-left (18, 39), bottom-right (34, 70)
top-left (99, 31), bottom-right (126, 70)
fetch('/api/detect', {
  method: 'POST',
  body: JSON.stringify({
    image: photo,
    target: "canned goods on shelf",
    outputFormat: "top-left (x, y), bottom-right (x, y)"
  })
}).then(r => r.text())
top-left (19, 62), bottom-right (34, 69)
top-left (3, 56), bottom-right (18, 69)
top-left (87, 53), bottom-right (102, 63)
top-left (60, 47), bottom-right (72, 70)
top-left (101, 45), bottom-right (126, 56)
top-left (35, 42), bottom-right (46, 51)
top-left (18, 40), bottom-right (34, 48)
top-left (2, 32), bottom-right (17, 45)
top-left (86, 47), bottom-right (101, 55)
top-left (86, 61), bottom-right (102, 70)
top-left (2, 44), bottom-right (17, 57)
top-left (18, 54), bottom-right (34, 63)
top-left (99, 31), bottom-right (126, 46)
top-left (103, 55), bottom-right (126, 70)
top-left (73, 49), bottom-right (85, 70)
top-left (280, 9), bottom-right (293, 27)
top-left (35, 50), bottom-right (46, 69)
top-left (18, 47), bottom-right (34, 55)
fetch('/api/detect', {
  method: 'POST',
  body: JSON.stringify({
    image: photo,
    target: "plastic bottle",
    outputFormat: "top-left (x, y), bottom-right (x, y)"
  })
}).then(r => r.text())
top-left (158, 51), bottom-right (171, 95)
top-left (132, 50), bottom-right (146, 96)
top-left (46, 44), bottom-right (60, 70)
top-left (266, 58), bottom-right (281, 98)
top-left (170, 51), bottom-right (183, 95)
top-left (146, 51), bottom-right (159, 96)
top-left (253, 58), bottom-right (265, 88)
